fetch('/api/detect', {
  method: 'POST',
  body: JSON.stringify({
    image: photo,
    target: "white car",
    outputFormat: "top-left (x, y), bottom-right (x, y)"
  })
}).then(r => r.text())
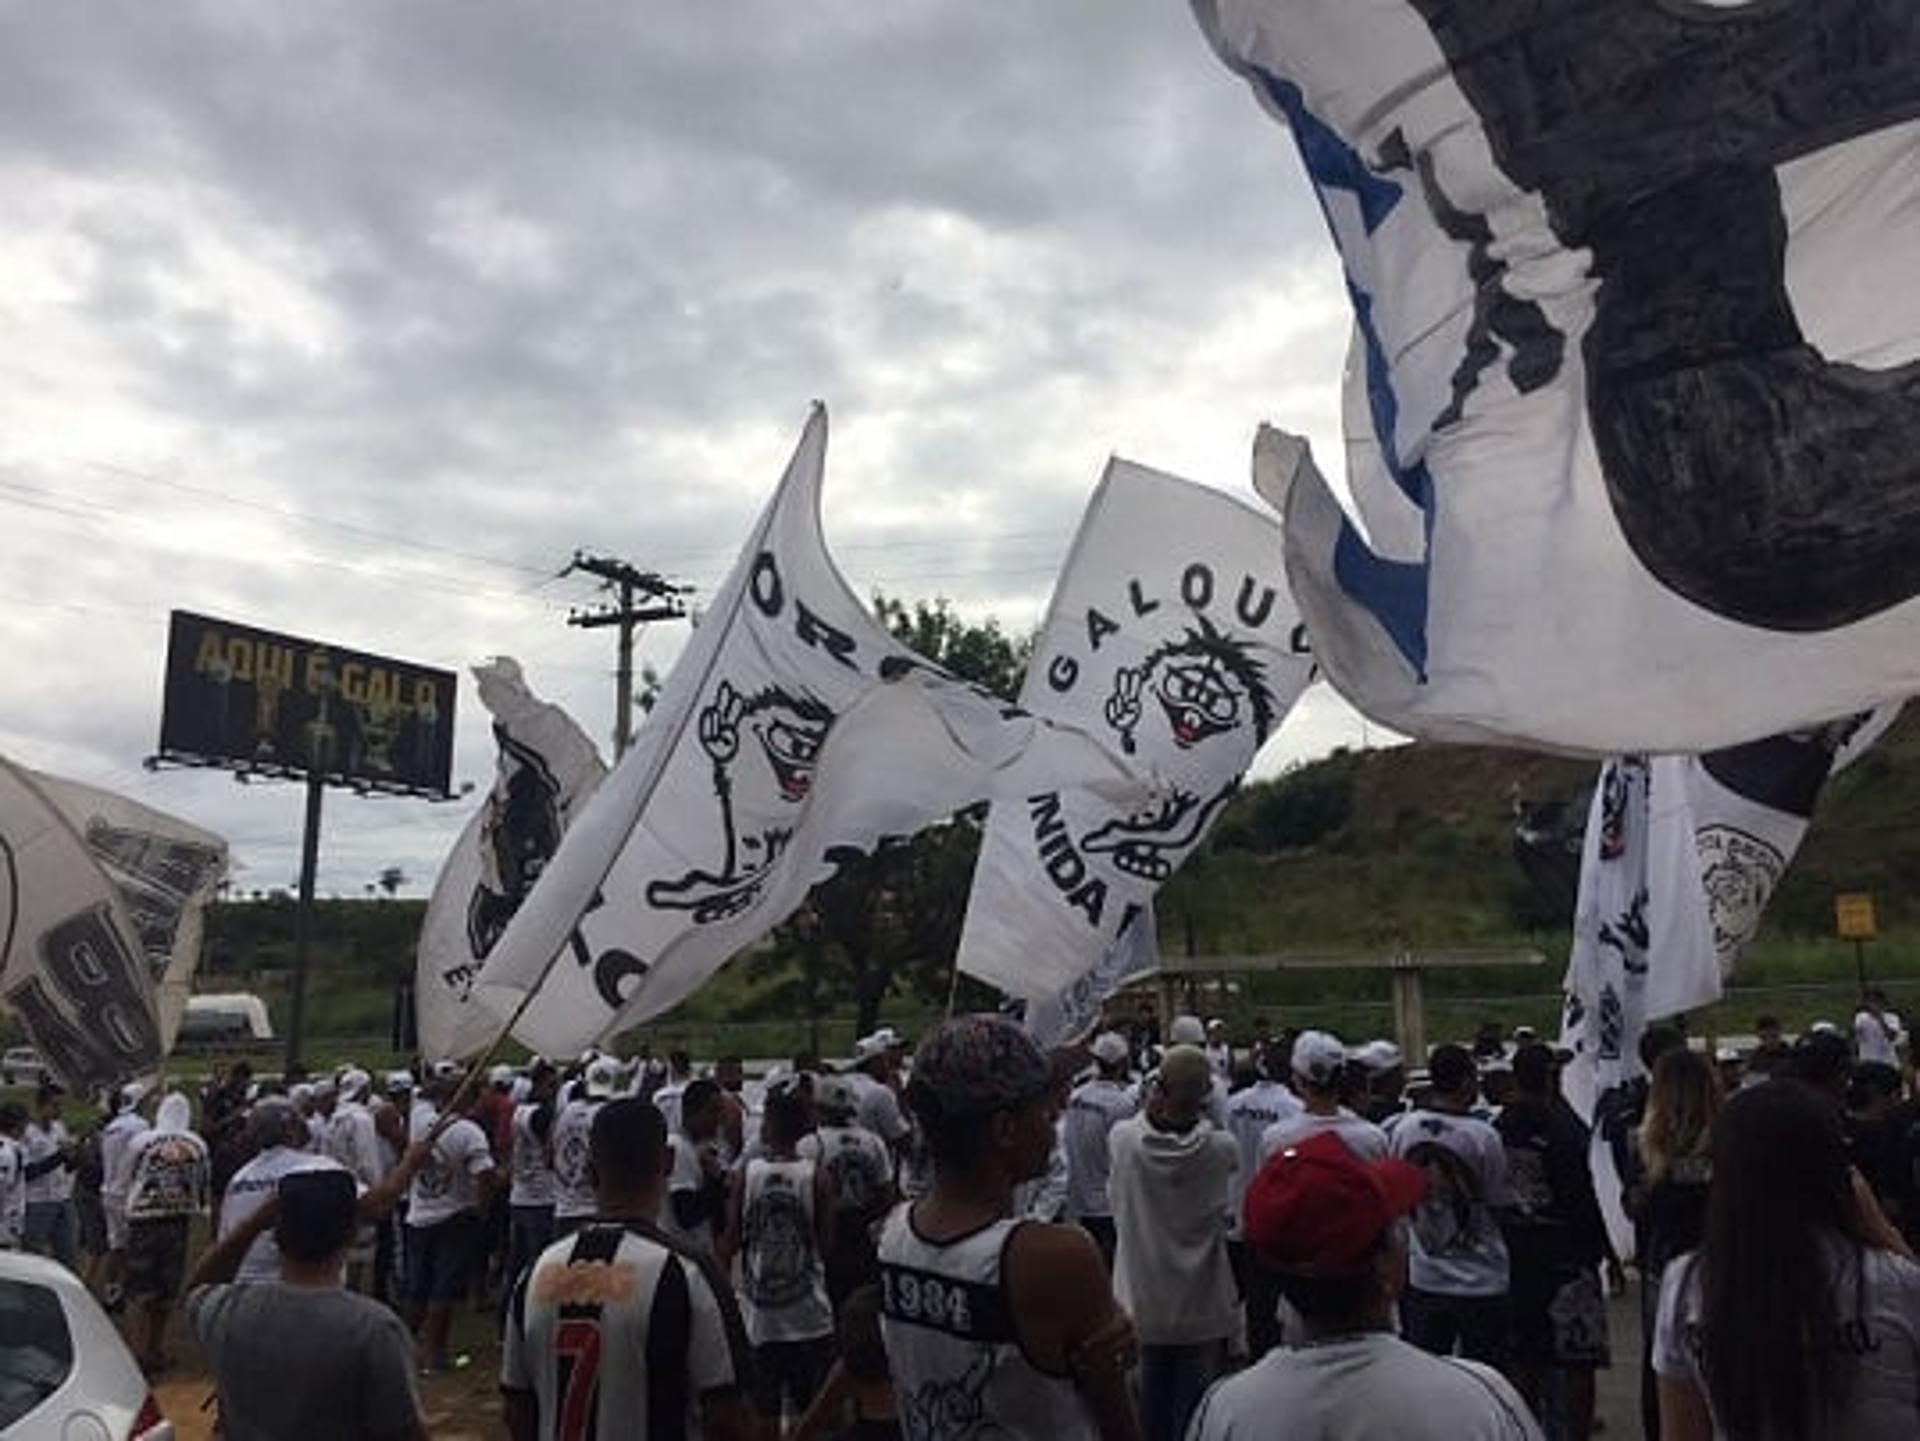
top-left (1, 1047), bottom-right (48, 1087)
top-left (0, 1250), bottom-right (173, 1439)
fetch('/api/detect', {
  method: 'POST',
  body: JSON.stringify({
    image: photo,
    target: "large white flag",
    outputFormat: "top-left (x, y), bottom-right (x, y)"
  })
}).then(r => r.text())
top-left (1202, 0), bottom-right (1920, 753)
top-left (0, 758), bottom-right (169, 1089)
top-left (1022, 906), bottom-right (1160, 1052)
top-left (958, 459), bottom-right (1315, 1003)
top-left (477, 406), bottom-right (1142, 1058)
top-left (416, 658), bottom-right (608, 1061)
top-left (1559, 712), bottom-right (1892, 1252)
top-left (27, 773), bottom-right (228, 1054)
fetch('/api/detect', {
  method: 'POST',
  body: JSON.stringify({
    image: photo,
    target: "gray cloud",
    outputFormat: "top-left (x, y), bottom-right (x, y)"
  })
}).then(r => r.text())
top-left (0, 0), bottom-right (1364, 897)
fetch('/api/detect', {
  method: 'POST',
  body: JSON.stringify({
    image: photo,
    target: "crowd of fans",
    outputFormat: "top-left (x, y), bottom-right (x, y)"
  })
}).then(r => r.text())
top-left (1, 990), bottom-right (1918, 1439)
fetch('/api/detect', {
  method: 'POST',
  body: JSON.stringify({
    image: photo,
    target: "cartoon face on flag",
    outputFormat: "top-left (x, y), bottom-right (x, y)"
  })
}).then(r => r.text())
top-left (1201, 0), bottom-right (1920, 752)
top-left (416, 658), bottom-right (607, 1061)
top-left (476, 407), bottom-right (1140, 1058)
top-left (959, 459), bottom-right (1315, 1003)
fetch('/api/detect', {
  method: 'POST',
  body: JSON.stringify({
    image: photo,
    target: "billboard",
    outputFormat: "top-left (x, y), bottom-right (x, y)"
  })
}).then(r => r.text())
top-left (157, 611), bottom-right (457, 797)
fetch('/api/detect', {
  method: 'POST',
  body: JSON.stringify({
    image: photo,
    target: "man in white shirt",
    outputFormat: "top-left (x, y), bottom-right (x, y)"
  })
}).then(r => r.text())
top-left (1856, 987), bottom-right (1904, 1068)
top-left (405, 1069), bottom-right (498, 1373)
top-left (220, 1099), bottom-right (352, 1284)
top-left (121, 1092), bottom-right (210, 1370)
top-left (660, 1078), bottom-right (729, 1261)
top-left (847, 1029), bottom-right (913, 1157)
top-left (1190, 1131), bottom-right (1542, 1441)
top-left (1259, 1030), bottom-right (1389, 1164)
top-left (1225, 1041), bottom-right (1303, 1357)
top-left (21, 1084), bottom-right (78, 1266)
top-left (647, 1049), bottom-right (695, 1134)
top-left (1391, 1044), bottom-right (1515, 1370)
top-left (100, 1082), bottom-right (153, 1303)
top-left (1063, 1031), bottom-right (1140, 1265)
top-left (1110, 1044), bottom-right (1242, 1441)
top-left (1205, 1019), bottom-right (1235, 1082)
top-left (502, 1097), bottom-right (752, 1441)
top-left (325, 1069), bottom-right (387, 1294)
top-left (0, 1104), bottom-right (27, 1249)
top-left (551, 1056), bottom-right (622, 1236)
top-left (795, 1073), bottom-right (894, 1304)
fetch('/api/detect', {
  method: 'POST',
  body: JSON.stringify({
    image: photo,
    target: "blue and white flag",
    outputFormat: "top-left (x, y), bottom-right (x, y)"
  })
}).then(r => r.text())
top-left (1206, 0), bottom-right (1920, 753)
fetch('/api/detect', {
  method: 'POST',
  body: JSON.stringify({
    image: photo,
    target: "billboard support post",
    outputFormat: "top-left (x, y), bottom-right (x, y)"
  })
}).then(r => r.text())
top-left (285, 772), bottom-right (326, 1075)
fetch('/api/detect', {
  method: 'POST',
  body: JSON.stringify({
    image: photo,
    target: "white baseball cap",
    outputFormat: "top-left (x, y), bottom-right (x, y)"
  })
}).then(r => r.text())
top-left (488, 1064), bottom-right (516, 1087)
top-left (853, 1028), bottom-right (902, 1063)
top-left (815, 1074), bottom-right (858, 1120)
top-left (1169, 1015), bottom-right (1207, 1046)
top-left (1090, 1032), bottom-right (1131, 1066)
top-left (385, 1070), bottom-right (414, 1095)
top-left (338, 1068), bottom-right (373, 1099)
top-left (1352, 1040), bottom-right (1403, 1074)
top-left (1291, 1030), bottom-right (1349, 1086)
top-left (583, 1057), bottom-right (624, 1099)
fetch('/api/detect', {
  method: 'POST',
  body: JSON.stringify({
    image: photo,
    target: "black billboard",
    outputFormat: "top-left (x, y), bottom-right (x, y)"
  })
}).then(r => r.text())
top-left (158, 611), bottom-right (457, 797)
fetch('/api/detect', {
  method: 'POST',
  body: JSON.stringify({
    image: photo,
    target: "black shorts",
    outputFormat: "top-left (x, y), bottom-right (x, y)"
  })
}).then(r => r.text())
top-left (1510, 1262), bottom-right (1611, 1368)
top-left (751, 1336), bottom-right (833, 1418)
top-left (406, 1212), bottom-right (483, 1305)
top-left (1401, 1287), bottom-right (1512, 1369)
top-left (123, 1216), bottom-right (191, 1305)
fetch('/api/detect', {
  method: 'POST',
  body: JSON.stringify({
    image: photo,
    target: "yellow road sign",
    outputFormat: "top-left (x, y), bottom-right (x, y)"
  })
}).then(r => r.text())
top-left (1836, 892), bottom-right (1878, 941)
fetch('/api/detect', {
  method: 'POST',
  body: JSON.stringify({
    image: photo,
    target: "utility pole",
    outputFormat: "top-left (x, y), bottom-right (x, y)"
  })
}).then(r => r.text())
top-left (565, 552), bottom-right (689, 756)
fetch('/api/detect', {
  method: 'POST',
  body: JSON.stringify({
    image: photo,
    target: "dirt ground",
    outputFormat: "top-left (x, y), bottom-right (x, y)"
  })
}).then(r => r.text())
top-left (143, 1284), bottom-right (1651, 1439)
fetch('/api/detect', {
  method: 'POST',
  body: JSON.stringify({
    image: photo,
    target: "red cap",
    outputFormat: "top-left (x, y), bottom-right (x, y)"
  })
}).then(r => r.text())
top-left (1243, 1131), bottom-right (1427, 1277)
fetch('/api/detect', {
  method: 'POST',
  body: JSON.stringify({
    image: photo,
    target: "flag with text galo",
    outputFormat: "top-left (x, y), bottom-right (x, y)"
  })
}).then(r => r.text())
top-left (959, 459), bottom-right (1314, 1004)
top-left (477, 406), bottom-right (1142, 1058)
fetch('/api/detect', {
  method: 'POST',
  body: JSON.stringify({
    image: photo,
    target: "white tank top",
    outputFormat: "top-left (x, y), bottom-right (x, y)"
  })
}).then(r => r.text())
top-left (877, 1205), bottom-right (1099, 1441)
top-left (740, 1157), bottom-right (833, 1344)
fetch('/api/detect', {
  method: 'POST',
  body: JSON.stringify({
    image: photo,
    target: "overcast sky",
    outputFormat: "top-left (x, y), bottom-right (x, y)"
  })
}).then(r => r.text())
top-left (0, 1), bottom-right (1372, 898)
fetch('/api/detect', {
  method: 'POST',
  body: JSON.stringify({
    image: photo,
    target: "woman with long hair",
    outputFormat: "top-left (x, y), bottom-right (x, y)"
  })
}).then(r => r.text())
top-left (1653, 1079), bottom-right (1920, 1440)
top-left (1630, 1047), bottom-right (1720, 1440)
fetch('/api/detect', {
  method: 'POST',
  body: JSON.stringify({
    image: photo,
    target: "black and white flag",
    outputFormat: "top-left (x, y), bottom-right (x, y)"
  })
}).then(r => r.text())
top-left (958, 459), bottom-right (1314, 1005)
top-left (477, 407), bottom-right (1141, 1058)
top-left (1559, 709), bottom-right (1895, 1253)
top-left (1205, 0), bottom-right (1920, 752)
top-left (416, 658), bottom-right (607, 1060)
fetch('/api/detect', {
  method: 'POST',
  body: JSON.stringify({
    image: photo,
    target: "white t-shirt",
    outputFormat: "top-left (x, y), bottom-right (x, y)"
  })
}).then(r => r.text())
top-left (509, 1103), bottom-right (557, 1209)
top-left (1190, 1332), bottom-right (1542, 1439)
top-left (1654, 1243), bottom-right (1920, 1441)
top-left (1225, 1081), bottom-right (1303, 1231)
top-left (1391, 1109), bottom-right (1512, 1297)
top-left (738, 1157), bottom-right (832, 1345)
top-left (502, 1223), bottom-right (743, 1441)
top-left (550, 1097), bottom-right (603, 1221)
top-left (0, 1137), bottom-right (25, 1245)
top-left (797, 1125), bottom-right (892, 1216)
top-left (1856, 1008), bottom-right (1903, 1067)
top-left (651, 1080), bottom-right (688, 1136)
top-left (100, 1112), bottom-right (150, 1202)
top-left (1062, 1078), bottom-right (1139, 1220)
top-left (1259, 1106), bottom-right (1388, 1166)
top-left (848, 1072), bottom-right (912, 1146)
top-left (21, 1120), bottom-right (73, 1204)
top-left (406, 1115), bottom-right (494, 1227)
top-left (659, 1135), bottom-right (716, 1257)
top-left (323, 1102), bottom-right (386, 1188)
top-left (220, 1146), bottom-right (351, 1283)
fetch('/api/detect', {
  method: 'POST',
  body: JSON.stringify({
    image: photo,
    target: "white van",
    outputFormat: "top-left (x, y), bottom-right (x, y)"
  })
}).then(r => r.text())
top-left (178, 993), bottom-right (274, 1046)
